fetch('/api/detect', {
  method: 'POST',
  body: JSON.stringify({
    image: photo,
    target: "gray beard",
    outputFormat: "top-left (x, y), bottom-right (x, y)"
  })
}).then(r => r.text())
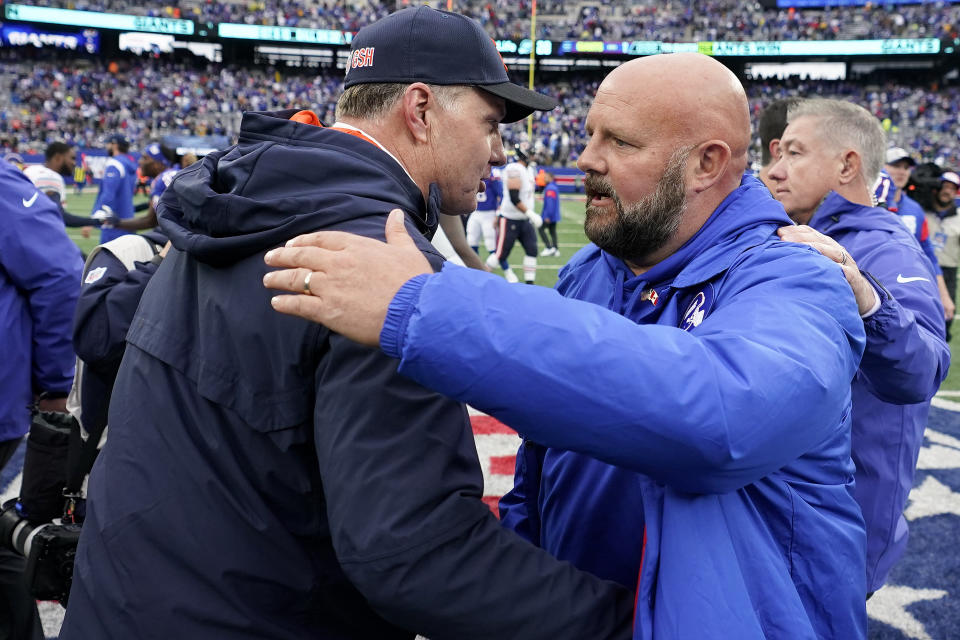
top-left (584, 149), bottom-right (689, 265)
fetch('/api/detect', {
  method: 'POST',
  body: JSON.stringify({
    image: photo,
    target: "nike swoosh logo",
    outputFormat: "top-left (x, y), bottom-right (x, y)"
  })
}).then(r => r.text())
top-left (897, 274), bottom-right (930, 284)
top-left (22, 192), bottom-right (38, 207)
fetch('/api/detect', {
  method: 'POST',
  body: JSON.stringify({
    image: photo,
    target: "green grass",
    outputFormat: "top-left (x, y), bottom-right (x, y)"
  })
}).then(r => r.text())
top-left (65, 189), bottom-right (958, 392)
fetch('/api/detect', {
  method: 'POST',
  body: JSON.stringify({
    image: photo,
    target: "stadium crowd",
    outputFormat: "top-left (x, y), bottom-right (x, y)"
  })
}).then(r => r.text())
top-left (23, 0), bottom-right (960, 41)
top-left (1, 54), bottom-right (957, 170)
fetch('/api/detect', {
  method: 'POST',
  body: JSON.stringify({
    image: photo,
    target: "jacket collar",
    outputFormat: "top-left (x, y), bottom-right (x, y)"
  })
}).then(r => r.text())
top-left (807, 190), bottom-right (904, 237)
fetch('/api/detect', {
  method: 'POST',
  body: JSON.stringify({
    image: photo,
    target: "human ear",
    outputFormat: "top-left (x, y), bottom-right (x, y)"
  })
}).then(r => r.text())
top-left (402, 83), bottom-right (432, 144)
top-left (837, 150), bottom-right (861, 186)
top-left (690, 140), bottom-right (731, 193)
top-left (768, 138), bottom-right (780, 160)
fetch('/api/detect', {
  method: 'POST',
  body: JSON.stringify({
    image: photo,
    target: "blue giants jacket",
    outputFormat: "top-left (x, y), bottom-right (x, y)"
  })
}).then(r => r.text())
top-left (379, 175), bottom-right (868, 639)
top-left (541, 181), bottom-right (560, 222)
top-left (92, 153), bottom-right (136, 244)
top-left (0, 161), bottom-right (82, 442)
top-left (889, 189), bottom-right (941, 276)
top-left (61, 110), bottom-right (633, 640)
top-left (808, 192), bottom-right (949, 592)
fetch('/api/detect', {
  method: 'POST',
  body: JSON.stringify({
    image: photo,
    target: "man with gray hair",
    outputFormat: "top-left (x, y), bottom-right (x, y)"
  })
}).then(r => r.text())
top-left (768, 97), bottom-right (950, 596)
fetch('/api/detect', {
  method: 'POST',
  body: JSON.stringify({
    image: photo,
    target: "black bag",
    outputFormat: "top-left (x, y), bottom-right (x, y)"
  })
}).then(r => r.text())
top-left (18, 411), bottom-right (75, 524)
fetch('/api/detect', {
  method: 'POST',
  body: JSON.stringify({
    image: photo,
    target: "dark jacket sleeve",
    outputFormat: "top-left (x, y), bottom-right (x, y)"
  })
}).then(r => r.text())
top-left (73, 252), bottom-right (159, 369)
top-left (61, 207), bottom-right (100, 228)
top-left (312, 334), bottom-right (633, 640)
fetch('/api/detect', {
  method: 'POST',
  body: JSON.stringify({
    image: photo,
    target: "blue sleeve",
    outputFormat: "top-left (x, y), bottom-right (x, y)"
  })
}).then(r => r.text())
top-left (73, 253), bottom-right (159, 369)
top-left (97, 166), bottom-right (123, 211)
top-left (0, 175), bottom-right (82, 393)
top-left (905, 199), bottom-right (941, 276)
top-left (381, 246), bottom-right (865, 495)
top-left (919, 236), bottom-right (942, 276)
top-left (856, 240), bottom-right (949, 404)
top-left (493, 179), bottom-right (503, 208)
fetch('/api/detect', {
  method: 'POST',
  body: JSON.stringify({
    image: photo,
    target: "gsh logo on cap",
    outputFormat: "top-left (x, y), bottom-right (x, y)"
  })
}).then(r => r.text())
top-left (350, 47), bottom-right (375, 71)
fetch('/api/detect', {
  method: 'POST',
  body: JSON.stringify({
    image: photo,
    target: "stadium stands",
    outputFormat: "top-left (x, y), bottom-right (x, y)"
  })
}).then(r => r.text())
top-left (2, 52), bottom-right (956, 170)
top-left (23, 0), bottom-right (960, 41)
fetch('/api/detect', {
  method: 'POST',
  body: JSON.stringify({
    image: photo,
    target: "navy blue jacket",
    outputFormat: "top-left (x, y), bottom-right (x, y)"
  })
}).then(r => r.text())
top-left (809, 192), bottom-right (950, 592)
top-left (72, 230), bottom-right (167, 449)
top-left (0, 161), bottom-right (82, 442)
top-left (61, 110), bottom-right (632, 640)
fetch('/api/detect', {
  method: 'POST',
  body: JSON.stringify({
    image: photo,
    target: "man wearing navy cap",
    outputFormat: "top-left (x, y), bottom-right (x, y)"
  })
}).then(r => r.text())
top-left (61, 7), bottom-right (632, 640)
top-left (90, 133), bottom-right (136, 243)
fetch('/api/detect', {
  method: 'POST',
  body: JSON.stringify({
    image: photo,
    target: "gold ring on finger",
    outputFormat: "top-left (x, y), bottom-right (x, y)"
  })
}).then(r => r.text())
top-left (304, 271), bottom-right (313, 295)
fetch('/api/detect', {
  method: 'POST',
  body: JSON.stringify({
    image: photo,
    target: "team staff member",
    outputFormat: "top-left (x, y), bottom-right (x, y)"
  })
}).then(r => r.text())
top-left (769, 99), bottom-right (949, 595)
top-left (61, 8), bottom-right (632, 640)
top-left (538, 173), bottom-right (561, 256)
top-left (265, 53), bottom-right (868, 639)
top-left (91, 134), bottom-right (136, 243)
top-left (0, 160), bottom-right (82, 640)
top-left (883, 147), bottom-right (955, 321)
top-left (486, 147), bottom-right (541, 283)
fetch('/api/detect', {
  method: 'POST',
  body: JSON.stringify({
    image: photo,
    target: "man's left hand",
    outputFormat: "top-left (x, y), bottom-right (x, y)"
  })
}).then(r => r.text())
top-left (263, 209), bottom-right (432, 346)
top-left (778, 225), bottom-right (876, 315)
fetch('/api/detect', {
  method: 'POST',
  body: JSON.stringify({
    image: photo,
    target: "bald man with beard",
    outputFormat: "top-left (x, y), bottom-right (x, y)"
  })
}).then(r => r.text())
top-left (263, 54), bottom-right (868, 639)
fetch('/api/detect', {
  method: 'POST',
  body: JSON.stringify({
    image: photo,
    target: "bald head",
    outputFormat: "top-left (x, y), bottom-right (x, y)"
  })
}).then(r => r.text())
top-left (601, 54), bottom-right (751, 172)
top-left (578, 54), bottom-right (753, 273)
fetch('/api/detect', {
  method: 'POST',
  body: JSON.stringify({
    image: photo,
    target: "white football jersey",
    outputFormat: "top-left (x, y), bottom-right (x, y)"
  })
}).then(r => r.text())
top-left (23, 164), bottom-right (66, 204)
top-left (498, 161), bottom-right (535, 220)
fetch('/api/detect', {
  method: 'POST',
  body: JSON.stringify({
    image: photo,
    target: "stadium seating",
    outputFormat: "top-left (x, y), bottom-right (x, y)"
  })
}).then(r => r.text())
top-left (4, 52), bottom-right (955, 170)
top-left (23, 0), bottom-right (960, 41)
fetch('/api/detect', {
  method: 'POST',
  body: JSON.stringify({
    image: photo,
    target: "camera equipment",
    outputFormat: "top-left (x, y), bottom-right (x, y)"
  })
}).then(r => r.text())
top-left (907, 162), bottom-right (943, 212)
top-left (0, 409), bottom-right (86, 603)
top-left (0, 499), bottom-right (81, 603)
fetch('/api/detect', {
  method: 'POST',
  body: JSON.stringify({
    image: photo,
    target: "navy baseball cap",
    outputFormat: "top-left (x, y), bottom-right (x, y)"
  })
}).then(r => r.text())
top-left (142, 142), bottom-right (168, 165)
top-left (343, 6), bottom-right (557, 123)
top-left (106, 133), bottom-right (127, 146)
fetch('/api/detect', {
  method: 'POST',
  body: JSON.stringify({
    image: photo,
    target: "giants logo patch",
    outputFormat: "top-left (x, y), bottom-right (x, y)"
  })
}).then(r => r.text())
top-left (680, 285), bottom-right (715, 331)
